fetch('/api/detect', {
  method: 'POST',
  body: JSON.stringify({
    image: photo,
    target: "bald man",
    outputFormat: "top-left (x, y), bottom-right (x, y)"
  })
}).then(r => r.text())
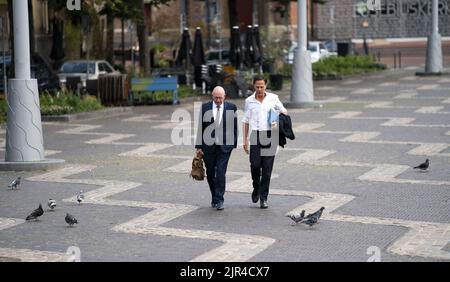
top-left (195, 87), bottom-right (238, 210)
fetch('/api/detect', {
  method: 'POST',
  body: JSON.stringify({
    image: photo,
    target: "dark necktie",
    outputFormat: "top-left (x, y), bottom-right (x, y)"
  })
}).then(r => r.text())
top-left (215, 105), bottom-right (221, 126)
top-left (215, 105), bottom-right (221, 144)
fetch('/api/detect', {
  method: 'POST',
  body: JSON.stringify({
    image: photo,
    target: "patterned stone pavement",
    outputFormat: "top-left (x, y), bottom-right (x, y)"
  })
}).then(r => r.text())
top-left (0, 66), bottom-right (449, 262)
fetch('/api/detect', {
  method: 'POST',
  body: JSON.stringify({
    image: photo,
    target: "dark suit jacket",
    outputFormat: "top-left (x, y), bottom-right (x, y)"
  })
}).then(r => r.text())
top-left (279, 114), bottom-right (295, 148)
top-left (195, 101), bottom-right (238, 154)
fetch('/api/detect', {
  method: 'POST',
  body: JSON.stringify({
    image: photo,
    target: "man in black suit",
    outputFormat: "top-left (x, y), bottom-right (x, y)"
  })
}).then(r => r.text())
top-left (195, 86), bottom-right (238, 210)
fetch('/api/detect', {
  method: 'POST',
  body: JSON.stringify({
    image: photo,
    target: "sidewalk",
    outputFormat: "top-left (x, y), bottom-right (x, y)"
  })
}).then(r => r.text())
top-left (0, 67), bottom-right (449, 262)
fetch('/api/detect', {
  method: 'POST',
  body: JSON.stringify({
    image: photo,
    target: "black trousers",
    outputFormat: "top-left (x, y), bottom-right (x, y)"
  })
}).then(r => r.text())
top-left (249, 131), bottom-right (277, 201)
top-left (203, 146), bottom-right (232, 205)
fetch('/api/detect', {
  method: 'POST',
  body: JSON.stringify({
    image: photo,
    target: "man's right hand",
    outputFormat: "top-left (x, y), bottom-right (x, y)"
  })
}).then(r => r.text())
top-left (243, 140), bottom-right (249, 155)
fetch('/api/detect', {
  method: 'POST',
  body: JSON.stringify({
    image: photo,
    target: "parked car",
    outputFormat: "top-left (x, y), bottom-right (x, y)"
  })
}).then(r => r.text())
top-left (58, 60), bottom-right (119, 88)
top-left (324, 40), bottom-right (338, 54)
top-left (284, 41), bottom-right (335, 64)
top-left (0, 54), bottom-right (60, 93)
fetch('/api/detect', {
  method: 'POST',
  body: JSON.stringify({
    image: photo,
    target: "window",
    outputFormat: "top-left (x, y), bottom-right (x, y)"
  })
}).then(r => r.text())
top-left (61, 62), bottom-right (95, 74)
top-left (308, 45), bottom-right (318, 52)
top-left (98, 63), bottom-right (105, 72)
top-left (104, 63), bottom-right (114, 73)
top-left (99, 63), bottom-right (114, 73)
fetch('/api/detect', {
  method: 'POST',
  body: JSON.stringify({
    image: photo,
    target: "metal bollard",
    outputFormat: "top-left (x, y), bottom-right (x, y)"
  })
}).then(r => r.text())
top-left (377, 52), bottom-right (381, 62)
top-left (398, 51), bottom-right (402, 69)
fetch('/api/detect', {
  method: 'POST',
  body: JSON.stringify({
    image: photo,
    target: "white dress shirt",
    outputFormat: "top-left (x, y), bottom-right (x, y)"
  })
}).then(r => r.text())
top-left (212, 102), bottom-right (223, 125)
top-left (243, 92), bottom-right (287, 131)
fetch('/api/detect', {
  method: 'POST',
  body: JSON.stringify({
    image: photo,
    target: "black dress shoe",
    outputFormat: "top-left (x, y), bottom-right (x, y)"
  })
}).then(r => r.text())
top-left (260, 200), bottom-right (268, 209)
top-left (251, 189), bottom-right (260, 203)
top-left (216, 202), bottom-right (224, 210)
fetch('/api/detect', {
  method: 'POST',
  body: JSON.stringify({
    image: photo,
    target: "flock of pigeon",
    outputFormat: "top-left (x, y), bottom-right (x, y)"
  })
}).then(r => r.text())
top-left (8, 177), bottom-right (84, 227)
top-left (7, 159), bottom-right (431, 229)
top-left (286, 207), bottom-right (325, 227)
top-left (285, 159), bottom-right (431, 226)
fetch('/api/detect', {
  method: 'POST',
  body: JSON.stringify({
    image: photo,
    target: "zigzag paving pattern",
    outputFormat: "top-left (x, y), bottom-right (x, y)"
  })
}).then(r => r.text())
top-left (25, 165), bottom-right (276, 262)
top-left (53, 121), bottom-right (450, 259)
top-left (1, 69), bottom-right (449, 261)
top-left (4, 97), bottom-right (450, 261)
top-left (0, 218), bottom-right (71, 262)
top-left (294, 123), bottom-right (450, 157)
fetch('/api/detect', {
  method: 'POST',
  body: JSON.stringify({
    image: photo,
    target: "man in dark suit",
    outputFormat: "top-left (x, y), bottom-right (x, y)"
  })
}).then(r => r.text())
top-left (195, 86), bottom-right (238, 210)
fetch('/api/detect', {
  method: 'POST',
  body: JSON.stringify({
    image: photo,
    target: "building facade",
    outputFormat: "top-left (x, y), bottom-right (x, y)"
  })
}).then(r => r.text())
top-left (315, 0), bottom-right (450, 41)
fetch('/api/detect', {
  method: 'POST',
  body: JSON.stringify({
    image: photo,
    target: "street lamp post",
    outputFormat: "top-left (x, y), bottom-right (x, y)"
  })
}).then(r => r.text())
top-left (418, 0), bottom-right (444, 75)
top-left (287, 0), bottom-right (321, 108)
top-left (330, 3), bottom-right (336, 53)
top-left (0, 0), bottom-right (64, 171)
top-left (362, 20), bottom-right (369, 56)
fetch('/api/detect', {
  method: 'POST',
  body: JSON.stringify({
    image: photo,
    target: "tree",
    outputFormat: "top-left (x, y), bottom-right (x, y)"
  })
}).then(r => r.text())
top-left (48, 0), bottom-right (98, 59)
top-left (99, 1), bottom-right (118, 64)
top-left (99, 0), bottom-right (171, 76)
top-left (135, 0), bottom-right (172, 76)
top-left (99, 0), bottom-right (141, 68)
top-left (48, 0), bottom-right (172, 75)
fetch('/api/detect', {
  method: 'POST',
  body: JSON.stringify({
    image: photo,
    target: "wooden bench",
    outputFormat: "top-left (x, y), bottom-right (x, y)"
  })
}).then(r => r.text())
top-left (131, 76), bottom-right (179, 105)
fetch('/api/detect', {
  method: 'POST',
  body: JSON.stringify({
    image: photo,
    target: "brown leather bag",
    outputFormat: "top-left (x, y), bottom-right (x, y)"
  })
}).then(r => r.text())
top-left (190, 151), bottom-right (205, 181)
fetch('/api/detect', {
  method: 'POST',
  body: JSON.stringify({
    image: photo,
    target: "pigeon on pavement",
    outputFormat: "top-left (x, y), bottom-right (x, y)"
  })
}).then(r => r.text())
top-left (286, 210), bottom-right (305, 224)
top-left (48, 199), bottom-right (57, 211)
top-left (302, 216), bottom-right (319, 227)
top-left (77, 191), bottom-right (85, 204)
top-left (305, 207), bottom-right (325, 220)
top-left (65, 213), bottom-right (78, 227)
top-left (26, 204), bottom-right (44, 221)
top-left (414, 159), bottom-right (429, 171)
top-left (302, 207), bottom-right (325, 227)
top-left (8, 177), bottom-right (21, 190)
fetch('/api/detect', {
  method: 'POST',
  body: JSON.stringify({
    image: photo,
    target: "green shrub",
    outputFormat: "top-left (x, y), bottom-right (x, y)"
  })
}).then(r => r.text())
top-left (312, 55), bottom-right (385, 77)
top-left (277, 55), bottom-right (386, 78)
top-left (0, 90), bottom-right (103, 123)
top-left (178, 85), bottom-right (201, 99)
top-left (40, 90), bottom-right (103, 116)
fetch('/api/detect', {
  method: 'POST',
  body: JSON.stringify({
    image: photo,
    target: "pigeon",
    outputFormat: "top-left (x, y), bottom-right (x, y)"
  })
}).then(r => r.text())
top-left (302, 216), bottom-right (319, 227)
top-left (48, 199), bottom-right (57, 211)
top-left (286, 210), bottom-right (305, 224)
top-left (65, 213), bottom-right (78, 227)
top-left (77, 190), bottom-right (85, 204)
top-left (8, 177), bottom-right (21, 190)
top-left (304, 207), bottom-right (325, 220)
top-left (414, 159), bottom-right (429, 171)
top-left (26, 204), bottom-right (44, 221)
top-left (302, 207), bottom-right (325, 227)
